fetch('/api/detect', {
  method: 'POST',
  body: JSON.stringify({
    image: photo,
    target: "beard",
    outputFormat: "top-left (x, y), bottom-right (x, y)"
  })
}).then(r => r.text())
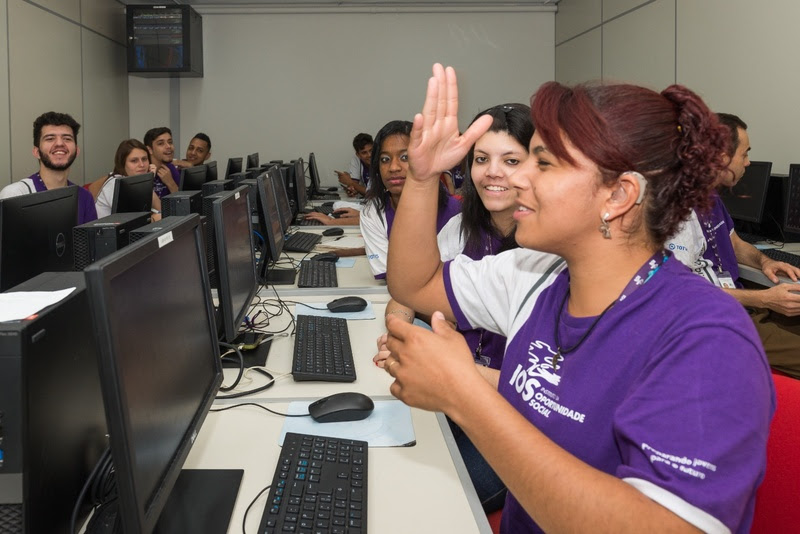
top-left (39, 150), bottom-right (77, 171)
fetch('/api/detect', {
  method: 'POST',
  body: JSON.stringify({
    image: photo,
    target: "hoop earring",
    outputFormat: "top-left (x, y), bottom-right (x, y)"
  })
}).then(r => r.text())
top-left (599, 212), bottom-right (611, 239)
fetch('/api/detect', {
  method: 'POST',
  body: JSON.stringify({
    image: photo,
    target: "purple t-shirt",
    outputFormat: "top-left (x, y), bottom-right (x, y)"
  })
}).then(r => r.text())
top-left (29, 173), bottom-right (97, 225)
top-left (384, 193), bottom-right (461, 236)
top-left (461, 231), bottom-right (507, 369)
top-left (445, 254), bottom-right (774, 533)
top-left (153, 162), bottom-right (181, 198)
top-left (699, 193), bottom-right (741, 287)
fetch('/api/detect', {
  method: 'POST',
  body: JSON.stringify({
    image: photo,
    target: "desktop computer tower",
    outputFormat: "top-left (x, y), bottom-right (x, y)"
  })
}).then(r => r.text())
top-left (0, 272), bottom-right (107, 533)
top-left (201, 179), bottom-right (233, 197)
top-left (129, 214), bottom-right (194, 244)
top-left (72, 212), bottom-right (150, 270)
top-left (162, 190), bottom-right (202, 216)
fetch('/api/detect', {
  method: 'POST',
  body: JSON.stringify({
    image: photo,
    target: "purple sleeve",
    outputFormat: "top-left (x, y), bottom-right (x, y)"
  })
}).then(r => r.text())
top-left (615, 324), bottom-right (774, 532)
top-left (78, 187), bottom-right (98, 224)
top-left (168, 162), bottom-right (181, 185)
top-left (442, 260), bottom-right (474, 331)
top-left (435, 195), bottom-right (462, 232)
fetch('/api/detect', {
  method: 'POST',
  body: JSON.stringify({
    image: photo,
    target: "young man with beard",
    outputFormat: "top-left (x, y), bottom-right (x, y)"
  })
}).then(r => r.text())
top-left (0, 111), bottom-right (97, 224)
top-left (143, 126), bottom-right (181, 198)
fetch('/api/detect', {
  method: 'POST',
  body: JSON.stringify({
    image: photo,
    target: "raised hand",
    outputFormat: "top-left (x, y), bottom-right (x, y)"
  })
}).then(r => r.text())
top-left (407, 64), bottom-right (494, 184)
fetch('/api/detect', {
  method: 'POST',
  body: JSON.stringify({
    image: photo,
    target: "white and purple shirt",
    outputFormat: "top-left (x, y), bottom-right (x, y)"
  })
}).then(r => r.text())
top-left (444, 250), bottom-right (774, 534)
top-left (0, 173), bottom-right (97, 224)
top-left (360, 193), bottom-right (462, 279)
top-left (153, 162), bottom-right (180, 198)
top-left (666, 193), bottom-right (741, 287)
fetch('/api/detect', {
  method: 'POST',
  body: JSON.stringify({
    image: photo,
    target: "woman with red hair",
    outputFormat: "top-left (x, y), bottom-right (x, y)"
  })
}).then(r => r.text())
top-left (382, 65), bottom-right (774, 534)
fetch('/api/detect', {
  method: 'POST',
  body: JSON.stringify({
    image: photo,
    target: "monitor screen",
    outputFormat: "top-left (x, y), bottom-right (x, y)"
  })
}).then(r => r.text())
top-left (254, 171), bottom-right (285, 265)
top-left (786, 165), bottom-right (800, 234)
top-left (291, 158), bottom-right (308, 209)
top-left (246, 152), bottom-right (259, 170)
top-left (309, 152), bottom-right (322, 193)
top-left (179, 164), bottom-right (208, 192)
top-left (225, 157), bottom-right (243, 179)
top-left (206, 160), bottom-right (218, 181)
top-left (84, 214), bottom-right (222, 533)
top-left (212, 187), bottom-right (257, 343)
top-left (268, 165), bottom-right (294, 233)
top-left (112, 172), bottom-right (154, 214)
top-left (719, 161), bottom-right (772, 223)
top-left (0, 187), bottom-right (78, 292)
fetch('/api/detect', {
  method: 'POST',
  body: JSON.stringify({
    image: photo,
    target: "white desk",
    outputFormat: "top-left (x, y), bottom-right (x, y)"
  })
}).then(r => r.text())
top-left (185, 404), bottom-right (490, 533)
top-left (738, 241), bottom-right (800, 287)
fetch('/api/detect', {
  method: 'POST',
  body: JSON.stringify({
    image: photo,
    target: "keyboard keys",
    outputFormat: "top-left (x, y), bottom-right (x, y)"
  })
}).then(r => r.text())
top-left (292, 315), bottom-right (356, 382)
top-left (763, 248), bottom-right (800, 268)
top-left (297, 260), bottom-right (338, 288)
top-left (284, 232), bottom-right (322, 252)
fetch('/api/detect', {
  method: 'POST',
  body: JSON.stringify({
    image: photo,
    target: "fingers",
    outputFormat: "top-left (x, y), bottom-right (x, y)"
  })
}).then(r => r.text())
top-left (430, 311), bottom-right (455, 335)
top-left (461, 114), bottom-right (495, 149)
top-left (444, 66), bottom-right (458, 120)
top-left (435, 64), bottom-right (448, 123)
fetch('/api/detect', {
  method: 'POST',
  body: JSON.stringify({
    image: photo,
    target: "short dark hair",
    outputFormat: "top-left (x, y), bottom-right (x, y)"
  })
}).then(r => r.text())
top-left (143, 127), bottom-right (172, 148)
top-left (192, 132), bottom-right (211, 151)
top-left (352, 133), bottom-right (373, 152)
top-left (33, 111), bottom-right (80, 148)
top-left (716, 113), bottom-right (748, 156)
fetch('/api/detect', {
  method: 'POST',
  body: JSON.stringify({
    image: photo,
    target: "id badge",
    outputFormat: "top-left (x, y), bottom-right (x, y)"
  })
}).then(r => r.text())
top-left (717, 271), bottom-right (736, 288)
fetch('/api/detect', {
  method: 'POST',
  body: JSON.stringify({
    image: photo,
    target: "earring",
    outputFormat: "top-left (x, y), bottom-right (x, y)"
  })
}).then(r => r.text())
top-left (599, 212), bottom-right (611, 239)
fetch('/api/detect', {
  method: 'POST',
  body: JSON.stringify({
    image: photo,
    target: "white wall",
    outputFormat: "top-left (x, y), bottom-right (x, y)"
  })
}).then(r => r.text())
top-left (128, 6), bottom-right (555, 187)
top-left (0, 0), bottom-right (129, 186)
top-left (555, 0), bottom-right (800, 174)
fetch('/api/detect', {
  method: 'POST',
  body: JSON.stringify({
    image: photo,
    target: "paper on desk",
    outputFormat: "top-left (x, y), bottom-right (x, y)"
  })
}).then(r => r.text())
top-left (0, 287), bottom-right (76, 322)
top-left (335, 257), bottom-right (356, 268)
top-left (295, 301), bottom-right (376, 320)
top-left (281, 400), bottom-right (416, 447)
top-left (316, 236), bottom-right (365, 250)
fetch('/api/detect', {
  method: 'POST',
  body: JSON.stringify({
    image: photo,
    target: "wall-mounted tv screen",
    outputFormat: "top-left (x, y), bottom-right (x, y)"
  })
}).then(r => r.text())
top-left (126, 4), bottom-right (203, 77)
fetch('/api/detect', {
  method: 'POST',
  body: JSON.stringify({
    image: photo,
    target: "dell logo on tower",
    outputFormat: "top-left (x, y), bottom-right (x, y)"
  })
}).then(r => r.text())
top-left (55, 232), bottom-right (66, 257)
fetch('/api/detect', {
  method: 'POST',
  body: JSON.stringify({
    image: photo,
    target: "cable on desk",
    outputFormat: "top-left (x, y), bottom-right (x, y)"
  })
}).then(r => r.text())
top-left (280, 299), bottom-right (329, 311)
top-left (216, 368), bottom-right (277, 399)
top-left (209, 402), bottom-right (310, 418)
top-left (242, 485), bottom-right (271, 534)
top-left (219, 342), bottom-right (245, 392)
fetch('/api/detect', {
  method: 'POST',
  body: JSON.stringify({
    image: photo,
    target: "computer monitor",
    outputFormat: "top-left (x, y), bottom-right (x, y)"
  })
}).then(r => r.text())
top-left (206, 160), bottom-right (218, 181)
top-left (268, 165), bottom-right (295, 232)
top-left (785, 165), bottom-right (800, 236)
top-left (290, 158), bottom-right (308, 210)
top-left (308, 152), bottom-right (335, 194)
top-left (719, 161), bottom-right (772, 223)
top-left (0, 186), bottom-right (78, 292)
top-left (84, 214), bottom-right (240, 534)
top-left (112, 172), bottom-right (154, 213)
top-left (254, 172), bottom-right (285, 265)
top-left (179, 164), bottom-right (209, 192)
top-left (246, 152), bottom-right (259, 170)
top-left (225, 157), bottom-right (243, 179)
top-left (211, 187), bottom-right (257, 343)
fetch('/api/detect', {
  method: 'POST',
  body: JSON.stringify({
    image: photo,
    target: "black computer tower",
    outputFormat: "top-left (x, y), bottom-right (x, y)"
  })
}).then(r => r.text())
top-left (0, 272), bottom-right (106, 533)
top-left (201, 179), bottom-right (233, 197)
top-left (72, 212), bottom-right (150, 270)
top-left (161, 190), bottom-right (202, 216)
top-left (129, 215), bottom-right (195, 244)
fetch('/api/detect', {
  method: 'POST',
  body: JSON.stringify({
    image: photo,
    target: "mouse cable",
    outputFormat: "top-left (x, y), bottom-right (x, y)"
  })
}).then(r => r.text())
top-left (242, 484), bottom-right (271, 534)
top-left (219, 342), bottom-right (245, 392)
top-left (70, 447), bottom-right (113, 534)
top-left (209, 401), bottom-right (310, 418)
top-left (280, 299), bottom-right (329, 311)
top-left (215, 368), bottom-right (276, 399)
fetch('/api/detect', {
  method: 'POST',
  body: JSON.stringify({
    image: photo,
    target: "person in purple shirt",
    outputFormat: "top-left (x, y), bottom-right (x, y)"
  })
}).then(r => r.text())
top-left (666, 113), bottom-right (800, 379)
top-left (382, 64), bottom-right (774, 534)
top-left (0, 111), bottom-right (97, 224)
top-left (143, 127), bottom-right (181, 198)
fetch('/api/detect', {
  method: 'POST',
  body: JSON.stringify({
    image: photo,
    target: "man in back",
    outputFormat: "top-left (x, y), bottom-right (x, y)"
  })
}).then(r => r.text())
top-left (173, 132), bottom-right (212, 168)
top-left (667, 112), bottom-right (800, 378)
top-left (0, 111), bottom-right (96, 224)
top-left (144, 127), bottom-right (181, 198)
top-left (336, 132), bottom-right (372, 196)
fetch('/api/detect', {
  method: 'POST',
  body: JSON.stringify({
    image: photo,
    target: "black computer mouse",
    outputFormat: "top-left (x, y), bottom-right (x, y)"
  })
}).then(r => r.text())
top-left (322, 227), bottom-right (344, 237)
top-left (327, 296), bottom-right (368, 313)
top-left (311, 252), bottom-right (339, 262)
top-left (308, 392), bottom-right (374, 423)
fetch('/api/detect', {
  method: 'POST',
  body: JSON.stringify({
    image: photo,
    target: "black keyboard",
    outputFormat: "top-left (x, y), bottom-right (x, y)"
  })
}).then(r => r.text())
top-left (296, 217), bottom-right (324, 226)
top-left (258, 432), bottom-right (368, 534)
top-left (763, 248), bottom-right (800, 268)
top-left (285, 232), bottom-right (322, 252)
top-left (311, 193), bottom-right (340, 201)
top-left (298, 260), bottom-right (338, 288)
top-left (738, 231), bottom-right (767, 244)
top-left (293, 315), bottom-right (356, 382)
top-left (316, 205), bottom-right (334, 215)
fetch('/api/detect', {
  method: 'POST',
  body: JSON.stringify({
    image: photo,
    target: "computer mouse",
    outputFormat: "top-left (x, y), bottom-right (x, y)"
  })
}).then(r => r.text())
top-left (308, 392), bottom-right (374, 423)
top-left (322, 227), bottom-right (344, 237)
top-left (321, 201), bottom-right (335, 208)
top-left (311, 252), bottom-right (338, 262)
top-left (327, 296), bottom-right (368, 313)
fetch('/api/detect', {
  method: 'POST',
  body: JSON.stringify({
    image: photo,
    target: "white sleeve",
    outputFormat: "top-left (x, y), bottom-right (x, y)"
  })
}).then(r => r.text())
top-left (0, 180), bottom-right (34, 199)
top-left (446, 248), bottom-right (565, 338)
top-left (94, 176), bottom-right (118, 219)
top-left (359, 203), bottom-right (389, 278)
top-left (348, 155), bottom-right (362, 182)
top-left (665, 210), bottom-right (706, 268)
top-left (436, 213), bottom-right (465, 261)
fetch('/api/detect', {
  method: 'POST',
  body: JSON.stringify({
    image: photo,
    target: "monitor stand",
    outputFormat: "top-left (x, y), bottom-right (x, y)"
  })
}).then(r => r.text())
top-left (260, 266), bottom-right (296, 285)
top-left (153, 469), bottom-right (243, 534)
